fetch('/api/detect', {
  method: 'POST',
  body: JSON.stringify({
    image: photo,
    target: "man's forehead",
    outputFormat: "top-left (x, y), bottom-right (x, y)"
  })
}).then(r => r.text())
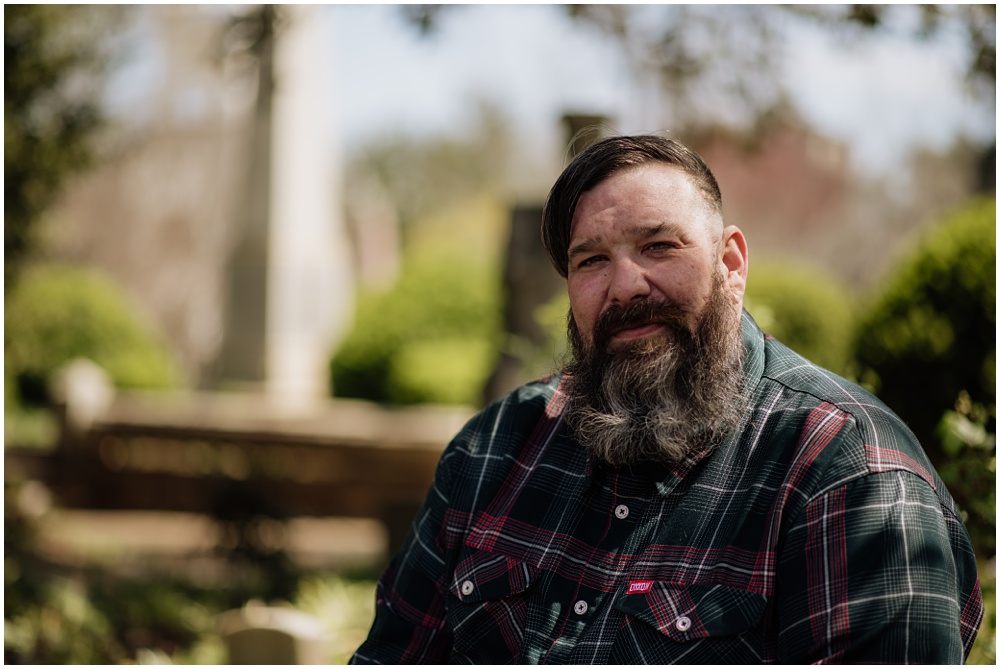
top-left (568, 180), bottom-right (722, 248)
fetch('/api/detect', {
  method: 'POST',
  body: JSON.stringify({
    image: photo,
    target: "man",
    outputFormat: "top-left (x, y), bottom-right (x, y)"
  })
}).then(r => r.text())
top-left (352, 135), bottom-right (983, 664)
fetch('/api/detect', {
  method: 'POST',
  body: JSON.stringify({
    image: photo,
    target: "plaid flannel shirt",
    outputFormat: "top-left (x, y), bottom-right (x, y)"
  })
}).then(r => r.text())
top-left (352, 310), bottom-right (983, 664)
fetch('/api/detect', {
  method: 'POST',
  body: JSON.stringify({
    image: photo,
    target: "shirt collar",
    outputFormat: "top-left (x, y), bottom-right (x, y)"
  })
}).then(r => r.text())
top-left (738, 307), bottom-right (766, 398)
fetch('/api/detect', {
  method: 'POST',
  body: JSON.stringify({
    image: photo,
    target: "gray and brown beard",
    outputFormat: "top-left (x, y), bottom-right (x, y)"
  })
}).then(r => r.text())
top-left (563, 278), bottom-right (746, 467)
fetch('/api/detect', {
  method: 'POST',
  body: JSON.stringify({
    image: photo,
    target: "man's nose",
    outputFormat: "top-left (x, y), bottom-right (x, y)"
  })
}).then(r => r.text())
top-left (607, 257), bottom-right (652, 304)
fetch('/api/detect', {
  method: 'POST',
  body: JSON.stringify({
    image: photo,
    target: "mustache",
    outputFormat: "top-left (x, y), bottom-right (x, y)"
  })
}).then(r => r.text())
top-left (591, 299), bottom-right (692, 352)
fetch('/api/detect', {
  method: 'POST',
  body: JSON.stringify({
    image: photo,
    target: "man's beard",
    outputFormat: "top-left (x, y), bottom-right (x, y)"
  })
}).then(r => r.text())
top-left (563, 279), bottom-right (745, 467)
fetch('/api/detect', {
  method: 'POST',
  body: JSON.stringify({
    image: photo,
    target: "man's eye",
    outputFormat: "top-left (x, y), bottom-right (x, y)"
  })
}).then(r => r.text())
top-left (645, 241), bottom-right (677, 253)
top-left (577, 255), bottom-right (606, 268)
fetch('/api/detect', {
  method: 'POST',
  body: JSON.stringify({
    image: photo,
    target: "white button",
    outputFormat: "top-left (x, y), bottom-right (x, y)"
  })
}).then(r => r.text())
top-left (675, 616), bottom-right (692, 632)
top-left (614, 504), bottom-right (629, 519)
top-left (460, 580), bottom-right (474, 596)
top-left (573, 600), bottom-right (588, 615)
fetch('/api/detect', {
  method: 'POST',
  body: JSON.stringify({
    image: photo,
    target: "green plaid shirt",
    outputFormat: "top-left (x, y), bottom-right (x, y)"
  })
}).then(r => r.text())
top-left (353, 311), bottom-right (983, 664)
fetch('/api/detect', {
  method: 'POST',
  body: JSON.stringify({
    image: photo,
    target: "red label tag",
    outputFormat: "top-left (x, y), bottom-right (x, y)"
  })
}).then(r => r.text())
top-left (627, 580), bottom-right (654, 594)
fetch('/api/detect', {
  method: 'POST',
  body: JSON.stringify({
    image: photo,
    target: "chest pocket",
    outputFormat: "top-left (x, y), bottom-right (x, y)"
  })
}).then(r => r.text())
top-left (449, 550), bottom-right (536, 602)
top-left (615, 582), bottom-right (767, 642)
top-left (446, 550), bottom-right (538, 662)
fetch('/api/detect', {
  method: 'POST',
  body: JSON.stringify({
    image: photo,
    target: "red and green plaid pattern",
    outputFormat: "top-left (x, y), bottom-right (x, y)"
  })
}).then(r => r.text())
top-left (352, 311), bottom-right (983, 664)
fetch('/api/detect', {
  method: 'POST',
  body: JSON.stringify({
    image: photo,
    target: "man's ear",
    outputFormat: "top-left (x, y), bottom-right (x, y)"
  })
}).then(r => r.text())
top-left (720, 225), bottom-right (748, 306)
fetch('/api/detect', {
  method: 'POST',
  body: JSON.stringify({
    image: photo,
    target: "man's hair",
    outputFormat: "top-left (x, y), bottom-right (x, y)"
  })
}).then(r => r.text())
top-left (541, 135), bottom-right (723, 278)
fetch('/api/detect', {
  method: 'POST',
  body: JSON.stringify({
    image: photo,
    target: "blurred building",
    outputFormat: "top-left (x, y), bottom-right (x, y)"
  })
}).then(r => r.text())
top-left (692, 110), bottom-right (982, 287)
top-left (695, 116), bottom-right (851, 270)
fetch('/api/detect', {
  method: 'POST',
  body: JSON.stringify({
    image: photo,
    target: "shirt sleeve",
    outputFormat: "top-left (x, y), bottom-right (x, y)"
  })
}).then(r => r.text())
top-left (775, 468), bottom-right (983, 663)
top-left (350, 443), bottom-right (459, 664)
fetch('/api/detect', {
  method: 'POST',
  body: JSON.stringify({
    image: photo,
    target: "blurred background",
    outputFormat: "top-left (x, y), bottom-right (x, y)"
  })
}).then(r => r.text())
top-left (4, 4), bottom-right (995, 664)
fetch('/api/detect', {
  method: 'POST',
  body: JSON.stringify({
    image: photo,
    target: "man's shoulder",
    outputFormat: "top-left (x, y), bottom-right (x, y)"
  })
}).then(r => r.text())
top-left (741, 312), bottom-right (900, 437)
top-left (479, 373), bottom-right (566, 424)
top-left (446, 374), bottom-right (567, 457)
top-left (503, 373), bottom-right (566, 408)
top-left (759, 334), bottom-right (887, 419)
top-left (757, 335), bottom-right (943, 492)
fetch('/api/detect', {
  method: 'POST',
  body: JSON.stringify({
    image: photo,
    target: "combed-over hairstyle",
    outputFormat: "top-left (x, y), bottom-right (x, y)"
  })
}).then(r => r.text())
top-left (541, 135), bottom-right (723, 278)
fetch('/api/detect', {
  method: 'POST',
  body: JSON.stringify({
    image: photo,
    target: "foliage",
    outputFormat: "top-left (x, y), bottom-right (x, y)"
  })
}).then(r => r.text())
top-left (568, 5), bottom-right (784, 131)
top-left (4, 554), bottom-right (225, 664)
top-left (4, 576), bottom-right (124, 664)
top-left (387, 338), bottom-right (497, 405)
top-left (331, 248), bottom-right (502, 406)
top-left (402, 6), bottom-right (994, 137)
top-left (528, 291), bottom-right (573, 376)
top-left (4, 559), bottom-right (227, 663)
top-left (743, 261), bottom-right (857, 376)
top-left (788, 5), bottom-right (995, 97)
top-left (4, 5), bottom-right (124, 289)
top-left (3, 479), bottom-right (119, 664)
top-left (968, 566), bottom-right (997, 665)
top-left (936, 392), bottom-right (996, 556)
top-left (294, 574), bottom-right (378, 664)
top-left (574, 5), bottom-right (994, 130)
top-left (4, 263), bottom-right (179, 408)
top-left (4, 474), bottom-right (379, 664)
top-left (2, 478), bottom-right (281, 663)
top-left (854, 198), bottom-right (995, 451)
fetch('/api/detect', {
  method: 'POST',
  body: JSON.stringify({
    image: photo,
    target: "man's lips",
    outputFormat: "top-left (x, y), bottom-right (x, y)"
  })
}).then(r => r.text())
top-left (609, 322), bottom-right (666, 342)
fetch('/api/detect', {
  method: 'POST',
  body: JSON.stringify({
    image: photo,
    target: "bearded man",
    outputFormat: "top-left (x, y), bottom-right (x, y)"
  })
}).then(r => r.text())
top-left (352, 135), bottom-right (983, 664)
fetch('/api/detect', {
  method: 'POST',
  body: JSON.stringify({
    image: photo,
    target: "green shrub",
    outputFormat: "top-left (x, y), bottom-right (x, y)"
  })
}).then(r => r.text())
top-left (387, 338), bottom-right (496, 405)
top-left (331, 252), bottom-right (501, 406)
top-left (4, 575), bottom-right (124, 664)
top-left (854, 198), bottom-right (995, 451)
top-left (4, 264), bottom-right (179, 407)
top-left (744, 261), bottom-right (857, 375)
top-left (936, 391), bottom-right (996, 556)
top-left (529, 291), bottom-right (572, 375)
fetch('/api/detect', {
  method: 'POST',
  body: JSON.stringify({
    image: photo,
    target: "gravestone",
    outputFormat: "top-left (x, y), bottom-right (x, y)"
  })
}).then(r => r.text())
top-left (217, 601), bottom-right (328, 664)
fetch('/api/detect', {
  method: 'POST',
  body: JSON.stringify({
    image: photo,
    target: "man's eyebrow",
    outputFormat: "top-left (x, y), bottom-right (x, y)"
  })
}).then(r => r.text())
top-left (635, 222), bottom-right (684, 239)
top-left (567, 238), bottom-right (601, 260)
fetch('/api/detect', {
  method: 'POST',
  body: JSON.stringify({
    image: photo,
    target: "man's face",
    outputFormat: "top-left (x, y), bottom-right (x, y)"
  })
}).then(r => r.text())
top-left (565, 163), bottom-right (746, 352)
top-left (560, 163), bottom-right (750, 466)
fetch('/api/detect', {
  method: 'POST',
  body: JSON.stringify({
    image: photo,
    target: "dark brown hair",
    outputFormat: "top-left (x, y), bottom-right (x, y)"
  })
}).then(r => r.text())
top-left (541, 135), bottom-right (723, 278)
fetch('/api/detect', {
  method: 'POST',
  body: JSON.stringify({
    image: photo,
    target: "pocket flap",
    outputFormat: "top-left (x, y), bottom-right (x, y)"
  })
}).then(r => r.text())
top-left (449, 550), bottom-right (536, 603)
top-left (615, 582), bottom-right (767, 642)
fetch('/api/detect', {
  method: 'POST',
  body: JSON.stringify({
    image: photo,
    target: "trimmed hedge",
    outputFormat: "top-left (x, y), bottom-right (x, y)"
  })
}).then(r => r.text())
top-left (330, 252), bottom-right (501, 406)
top-left (854, 197), bottom-right (995, 453)
top-left (5, 264), bottom-right (178, 407)
top-left (744, 261), bottom-right (857, 376)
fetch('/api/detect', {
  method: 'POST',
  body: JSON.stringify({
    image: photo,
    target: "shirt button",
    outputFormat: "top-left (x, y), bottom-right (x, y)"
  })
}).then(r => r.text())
top-left (573, 600), bottom-right (588, 615)
top-left (460, 580), bottom-right (474, 596)
top-left (675, 615), bottom-right (692, 632)
top-left (614, 504), bottom-right (629, 519)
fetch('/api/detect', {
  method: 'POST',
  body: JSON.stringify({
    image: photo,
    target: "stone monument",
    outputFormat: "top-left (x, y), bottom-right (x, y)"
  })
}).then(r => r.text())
top-left (218, 5), bottom-right (353, 408)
